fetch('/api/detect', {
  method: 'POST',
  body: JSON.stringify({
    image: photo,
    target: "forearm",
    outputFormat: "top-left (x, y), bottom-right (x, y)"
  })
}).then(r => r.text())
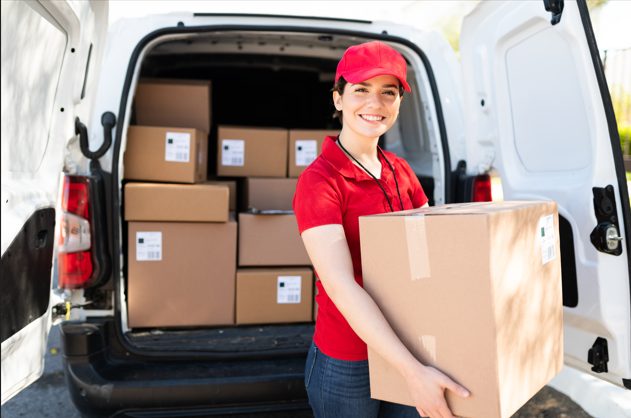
top-left (303, 225), bottom-right (422, 379)
top-left (329, 278), bottom-right (423, 379)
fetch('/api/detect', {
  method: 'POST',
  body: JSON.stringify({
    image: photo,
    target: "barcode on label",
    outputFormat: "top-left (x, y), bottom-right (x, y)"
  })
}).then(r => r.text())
top-left (136, 231), bottom-right (162, 261)
top-left (277, 276), bottom-right (301, 304)
top-left (231, 157), bottom-right (243, 165)
top-left (165, 132), bottom-right (191, 162)
top-left (540, 214), bottom-right (556, 265)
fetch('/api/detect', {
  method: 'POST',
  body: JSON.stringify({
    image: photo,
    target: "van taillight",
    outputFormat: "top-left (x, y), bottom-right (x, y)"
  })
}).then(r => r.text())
top-left (58, 175), bottom-right (98, 289)
top-left (472, 174), bottom-right (492, 202)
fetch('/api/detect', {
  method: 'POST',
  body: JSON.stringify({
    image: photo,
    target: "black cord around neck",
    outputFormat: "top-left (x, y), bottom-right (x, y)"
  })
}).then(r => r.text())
top-left (337, 135), bottom-right (404, 212)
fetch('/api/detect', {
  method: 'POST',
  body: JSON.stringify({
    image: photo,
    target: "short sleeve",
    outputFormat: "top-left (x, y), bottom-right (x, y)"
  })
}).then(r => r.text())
top-left (399, 159), bottom-right (428, 208)
top-left (293, 170), bottom-right (343, 234)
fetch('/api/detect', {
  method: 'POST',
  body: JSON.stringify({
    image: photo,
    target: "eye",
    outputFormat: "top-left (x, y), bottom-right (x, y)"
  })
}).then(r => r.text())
top-left (384, 90), bottom-right (396, 96)
top-left (355, 87), bottom-right (368, 92)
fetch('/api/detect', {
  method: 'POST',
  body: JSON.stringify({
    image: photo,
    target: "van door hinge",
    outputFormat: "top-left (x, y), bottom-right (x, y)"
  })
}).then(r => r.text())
top-left (587, 337), bottom-right (609, 373)
top-left (590, 185), bottom-right (623, 256)
top-left (543, 0), bottom-right (564, 25)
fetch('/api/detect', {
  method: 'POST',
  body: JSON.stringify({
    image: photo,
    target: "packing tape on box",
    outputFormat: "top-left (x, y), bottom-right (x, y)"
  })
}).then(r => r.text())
top-left (405, 215), bottom-right (431, 281)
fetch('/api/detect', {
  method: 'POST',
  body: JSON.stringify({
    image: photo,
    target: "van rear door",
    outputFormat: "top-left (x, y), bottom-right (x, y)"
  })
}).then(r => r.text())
top-left (460, 0), bottom-right (630, 389)
top-left (1, 0), bottom-right (108, 404)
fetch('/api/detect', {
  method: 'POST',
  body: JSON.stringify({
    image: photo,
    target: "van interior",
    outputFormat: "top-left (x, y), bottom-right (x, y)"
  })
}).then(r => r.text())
top-left (119, 30), bottom-right (439, 354)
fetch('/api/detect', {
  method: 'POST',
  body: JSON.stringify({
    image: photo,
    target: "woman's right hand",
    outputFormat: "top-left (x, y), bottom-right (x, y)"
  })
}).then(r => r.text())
top-left (403, 361), bottom-right (470, 418)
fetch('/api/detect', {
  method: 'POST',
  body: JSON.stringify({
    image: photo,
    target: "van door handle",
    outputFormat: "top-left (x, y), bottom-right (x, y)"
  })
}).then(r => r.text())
top-left (75, 112), bottom-right (116, 160)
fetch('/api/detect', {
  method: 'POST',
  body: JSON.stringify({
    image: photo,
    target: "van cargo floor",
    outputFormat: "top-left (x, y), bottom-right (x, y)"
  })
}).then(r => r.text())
top-left (126, 323), bottom-right (315, 352)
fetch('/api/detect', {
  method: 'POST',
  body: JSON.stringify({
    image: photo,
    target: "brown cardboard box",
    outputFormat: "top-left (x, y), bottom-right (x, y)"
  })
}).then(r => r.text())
top-left (124, 183), bottom-right (229, 222)
top-left (124, 126), bottom-right (208, 184)
top-left (127, 214), bottom-right (237, 328)
top-left (288, 129), bottom-right (339, 177)
top-left (236, 267), bottom-right (313, 324)
top-left (135, 79), bottom-right (211, 133)
top-left (204, 180), bottom-right (237, 211)
top-left (359, 201), bottom-right (563, 418)
top-left (238, 213), bottom-right (310, 266)
top-left (217, 126), bottom-right (287, 178)
top-left (242, 177), bottom-right (297, 211)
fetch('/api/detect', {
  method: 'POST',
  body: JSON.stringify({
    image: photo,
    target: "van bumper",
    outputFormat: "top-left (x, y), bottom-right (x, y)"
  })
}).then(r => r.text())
top-left (61, 321), bottom-right (309, 418)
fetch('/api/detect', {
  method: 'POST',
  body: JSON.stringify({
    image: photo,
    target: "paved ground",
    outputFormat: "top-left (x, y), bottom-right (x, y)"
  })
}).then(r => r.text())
top-left (2, 325), bottom-right (593, 418)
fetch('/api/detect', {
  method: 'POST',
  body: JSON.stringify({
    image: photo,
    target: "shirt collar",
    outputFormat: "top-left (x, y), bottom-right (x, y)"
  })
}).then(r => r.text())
top-left (321, 135), bottom-right (398, 181)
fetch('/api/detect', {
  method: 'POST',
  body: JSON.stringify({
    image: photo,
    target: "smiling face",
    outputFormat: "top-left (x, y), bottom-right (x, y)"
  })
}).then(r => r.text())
top-left (333, 74), bottom-right (403, 140)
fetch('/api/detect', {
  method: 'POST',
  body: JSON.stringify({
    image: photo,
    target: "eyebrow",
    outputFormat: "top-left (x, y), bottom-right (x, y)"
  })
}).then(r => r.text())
top-left (353, 82), bottom-right (399, 89)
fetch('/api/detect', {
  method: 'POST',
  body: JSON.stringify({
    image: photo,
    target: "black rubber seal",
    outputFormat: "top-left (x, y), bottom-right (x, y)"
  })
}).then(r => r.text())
top-left (576, 0), bottom-right (631, 320)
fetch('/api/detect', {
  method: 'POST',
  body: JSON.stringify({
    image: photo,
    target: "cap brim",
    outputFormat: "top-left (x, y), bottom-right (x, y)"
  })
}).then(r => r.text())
top-left (341, 67), bottom-right (411, 92)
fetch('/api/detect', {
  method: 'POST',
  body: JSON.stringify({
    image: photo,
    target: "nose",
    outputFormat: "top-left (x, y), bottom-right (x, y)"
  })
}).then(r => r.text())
top-left (366, 90), bottom-right (384, 108)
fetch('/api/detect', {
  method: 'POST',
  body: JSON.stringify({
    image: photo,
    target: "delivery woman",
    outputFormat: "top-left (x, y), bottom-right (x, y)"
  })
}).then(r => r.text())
top-left (293, 41), bottom-right (470, 418)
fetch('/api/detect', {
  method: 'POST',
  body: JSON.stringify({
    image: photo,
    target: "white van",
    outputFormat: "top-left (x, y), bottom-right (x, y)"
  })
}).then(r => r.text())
top-left (2, 1), bottom-right (629, 416)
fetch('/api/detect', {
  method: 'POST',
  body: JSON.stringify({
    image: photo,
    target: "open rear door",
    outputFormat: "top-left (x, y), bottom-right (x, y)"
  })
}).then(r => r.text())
top-left (1, 0), bottom-right (108, 404)
top-left (460, 0), bottom-right (630, 389)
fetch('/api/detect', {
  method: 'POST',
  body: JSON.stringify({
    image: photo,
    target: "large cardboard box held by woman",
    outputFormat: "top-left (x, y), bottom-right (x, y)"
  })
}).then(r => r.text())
top-left (359, 201), bottom-right (563, 418)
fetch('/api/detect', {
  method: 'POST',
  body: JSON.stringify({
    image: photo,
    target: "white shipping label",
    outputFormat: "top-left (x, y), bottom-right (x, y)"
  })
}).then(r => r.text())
top-left (165, 132), bottom-right (190, 162)
top-left (277, 276), bottom-right (302, 304)
top-left (221, 139), bottom-right (245, 166)
top-left (540, 215), bottom-right (556, 265)
top-left (295, 140), bottom-right (318, 166)
top-left (136, 232), bottom-right (162, 261)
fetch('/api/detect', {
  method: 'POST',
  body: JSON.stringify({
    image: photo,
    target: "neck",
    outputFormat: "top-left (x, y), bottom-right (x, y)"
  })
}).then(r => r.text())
top-left (337, 126), bottom-right (380, 165)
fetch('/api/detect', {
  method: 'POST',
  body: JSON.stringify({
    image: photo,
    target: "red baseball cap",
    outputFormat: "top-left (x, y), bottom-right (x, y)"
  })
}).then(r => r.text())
top-left (335, 41), bottom-right (411, 92)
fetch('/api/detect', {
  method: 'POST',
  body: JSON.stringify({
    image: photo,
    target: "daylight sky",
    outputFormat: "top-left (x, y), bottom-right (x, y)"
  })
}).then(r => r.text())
top-left (108, 0), bottom-right (631, 52)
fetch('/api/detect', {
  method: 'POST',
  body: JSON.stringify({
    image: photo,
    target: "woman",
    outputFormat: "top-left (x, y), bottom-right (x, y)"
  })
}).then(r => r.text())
top-left (293, 41), bottom-right (470, 418)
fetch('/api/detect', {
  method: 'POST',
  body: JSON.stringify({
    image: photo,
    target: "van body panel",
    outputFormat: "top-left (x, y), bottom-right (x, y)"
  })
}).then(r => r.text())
top-left (0, 0), bottom-right (109, 404)
top-left (460, 0), bottom-right (631, 387)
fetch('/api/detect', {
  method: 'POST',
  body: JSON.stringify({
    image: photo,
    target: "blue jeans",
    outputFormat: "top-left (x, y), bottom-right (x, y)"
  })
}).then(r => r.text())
top-left (305, 342), bottom-right (424, 418)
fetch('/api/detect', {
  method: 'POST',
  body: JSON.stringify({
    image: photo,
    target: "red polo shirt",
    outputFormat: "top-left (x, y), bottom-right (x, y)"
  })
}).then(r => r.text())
top-left (293, 135), bottom-right (428, 361)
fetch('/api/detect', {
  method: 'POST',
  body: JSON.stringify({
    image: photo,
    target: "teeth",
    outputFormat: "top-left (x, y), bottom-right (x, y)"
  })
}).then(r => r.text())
top-left (361, 115), bottom-right (383, 121)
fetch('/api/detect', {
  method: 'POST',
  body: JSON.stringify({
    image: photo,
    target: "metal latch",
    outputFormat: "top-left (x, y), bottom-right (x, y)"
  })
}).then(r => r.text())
top-left (590, 185), bottom-right (623, 256)
top-left (543, 0), bottom-right (564, 25)
top-left (587, 337), bottom-right (609, 373)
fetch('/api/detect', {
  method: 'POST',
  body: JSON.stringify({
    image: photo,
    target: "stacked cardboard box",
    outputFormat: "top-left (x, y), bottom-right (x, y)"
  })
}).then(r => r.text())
top-left (235, 177), bottom-right (313, 325)
top-left (126, 79), bottom-right (333, 328)
top-left (288, 129), bottom-right (339, 177)
top-left (125, 79), bottom-right (240, 328)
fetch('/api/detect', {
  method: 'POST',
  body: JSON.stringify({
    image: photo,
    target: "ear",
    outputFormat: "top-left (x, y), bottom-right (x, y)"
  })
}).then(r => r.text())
top-left (333, 91), bottom-right (342, 111)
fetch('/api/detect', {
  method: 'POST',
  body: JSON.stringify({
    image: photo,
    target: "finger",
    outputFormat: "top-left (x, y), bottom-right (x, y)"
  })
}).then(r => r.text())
top-left (437, 403), bottom-right (456, 418)
top-left (443, 378), bottom-right (469, 398)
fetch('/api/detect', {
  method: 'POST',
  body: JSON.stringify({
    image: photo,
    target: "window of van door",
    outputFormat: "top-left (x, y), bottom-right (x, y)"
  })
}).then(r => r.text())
top-left (0, 1), bottom-right (67, 173)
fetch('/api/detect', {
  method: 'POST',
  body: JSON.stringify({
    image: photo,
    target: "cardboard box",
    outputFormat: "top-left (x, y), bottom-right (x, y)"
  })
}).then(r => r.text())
top-left (238, 213), bottom-right (310, 266)
top-left (124, 126), bottom-right (208, 184)
top-left (127, 214), bottom-right (237, 328)
top-left (359, 201), bottom-right (563, 418)
top-left (217, 126), bottom-right (287, 178)
top-left (135, 78), bottom-right (211, 133)
top-left (236, 267), bottom-right (313, 324)
top-left (124, 182), bottom-right (229, 222)
top-left (242, 177), bottom-right (297, 211)
top-left (288, 129), bottom-right (339, 177)
top-left (204, 180), bottom-right (237, 211)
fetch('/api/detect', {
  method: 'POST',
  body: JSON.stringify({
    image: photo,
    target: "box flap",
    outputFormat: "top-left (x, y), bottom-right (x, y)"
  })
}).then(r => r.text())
top-left (362, 201), bottom-right (554, 218)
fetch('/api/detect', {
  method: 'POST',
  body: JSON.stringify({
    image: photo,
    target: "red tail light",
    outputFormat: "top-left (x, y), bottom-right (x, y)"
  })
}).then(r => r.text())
top-left (472, 174), bottom-right (492, 202)
top-left (58, 175), bottom-right (99, 289)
